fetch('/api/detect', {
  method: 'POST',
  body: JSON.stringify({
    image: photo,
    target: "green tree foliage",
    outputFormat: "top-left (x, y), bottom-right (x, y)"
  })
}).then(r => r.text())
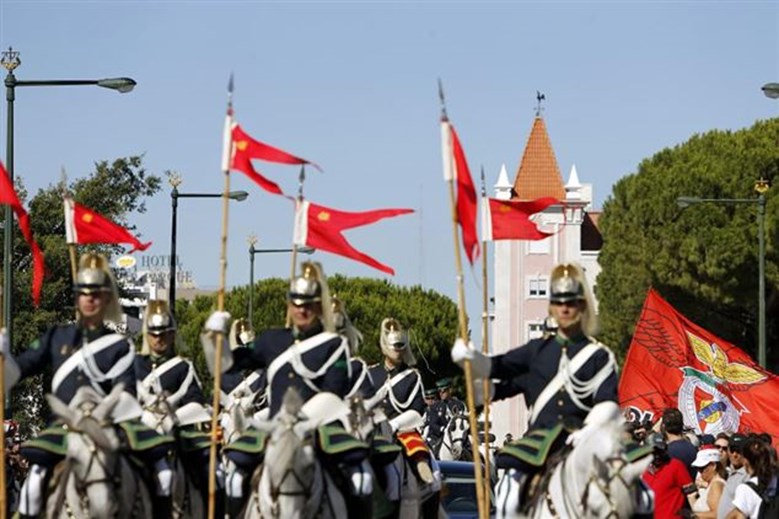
top-left (174, 275), bottom-right (461, 395)
top-left (597, 118), bottom-right (778, 369)
top-left (6, 157), bottom-right (162, 436)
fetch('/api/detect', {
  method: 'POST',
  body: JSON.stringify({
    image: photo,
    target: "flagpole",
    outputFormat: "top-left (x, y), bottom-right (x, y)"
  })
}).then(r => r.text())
top-left (479, 167), bottom-right (492, 509)
top-left (440, 81), bottom-right (487, 519)
top-left (0, 279), bottom-right (6, 519)
top-left (207, 76), bottom-right (234, 519)
top-left (285, 165), bottom-right (306, 327)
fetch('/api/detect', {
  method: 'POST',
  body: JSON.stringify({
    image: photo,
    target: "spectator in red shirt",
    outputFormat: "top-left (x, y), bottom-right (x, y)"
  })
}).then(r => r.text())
top-left (643, 433), bottom-right (697, 519)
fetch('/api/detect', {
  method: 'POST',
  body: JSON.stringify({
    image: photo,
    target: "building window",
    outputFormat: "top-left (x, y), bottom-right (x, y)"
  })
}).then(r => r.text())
top-left (527, 322), bottom-right (544, 341)
top-left (527, 276), bottom-right (548, 299)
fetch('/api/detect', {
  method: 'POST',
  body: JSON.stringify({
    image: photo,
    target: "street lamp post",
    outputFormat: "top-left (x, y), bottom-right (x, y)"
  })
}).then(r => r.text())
top-left (677, 178), bottom-right (770, 367)
top-left (168, 174), bottom-right (248, 315)
top-left (246, 235), bottom-right (313, 324)
top-left (1, 47), bottom-right (136, 348)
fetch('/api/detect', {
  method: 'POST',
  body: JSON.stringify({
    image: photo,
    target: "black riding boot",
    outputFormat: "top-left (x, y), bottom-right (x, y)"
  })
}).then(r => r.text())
top-left (152, 495), bottom-right (172, 519)
top-left (345, 494), bottom-right (373, 518)
top-left (421, 491), bottom-right (441, 519)
top-left (227, 496), bottom-right (245, 519)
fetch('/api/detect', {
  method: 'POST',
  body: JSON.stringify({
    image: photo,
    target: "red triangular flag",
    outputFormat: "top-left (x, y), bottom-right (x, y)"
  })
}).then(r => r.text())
top-left (619, 289), bottom-right (779, 446)
top-left (229, 123), bottom-right (320, 196)
top-left (294, 200), bottom-right (413, 275)
top-left (64, 198), bottom-right (151, 252)
top-left (441, 120), bottom-right (479, 264)
top-left (483, 197), bottom-right (559, 241)
top-left (0, 162), bottom-right (45, 306)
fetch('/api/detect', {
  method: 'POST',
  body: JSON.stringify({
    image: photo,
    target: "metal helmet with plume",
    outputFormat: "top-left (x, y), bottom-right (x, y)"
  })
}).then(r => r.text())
top-left (549, 262), bottom-right (598, 336)
top-left (380, 317), bottom-right (416, 366)
top-left (229, 318), bottom-right (255, 351)
top-left (74, 252), bottom-right (122, 324)
top-left (331, 294), bottom-right (363, 355)
top-left (288, 261), bottom-right (334, 332)
top-left (140, 299), bottom-right (176, 355)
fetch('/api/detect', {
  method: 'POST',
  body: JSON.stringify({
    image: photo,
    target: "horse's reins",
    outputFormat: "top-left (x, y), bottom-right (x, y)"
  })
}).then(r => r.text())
top-left (579, 456), bottom-right (633, 518)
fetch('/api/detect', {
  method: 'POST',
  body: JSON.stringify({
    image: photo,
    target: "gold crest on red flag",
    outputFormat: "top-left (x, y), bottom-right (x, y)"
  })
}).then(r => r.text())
top-left (619, 289), bottom-right (779, 445)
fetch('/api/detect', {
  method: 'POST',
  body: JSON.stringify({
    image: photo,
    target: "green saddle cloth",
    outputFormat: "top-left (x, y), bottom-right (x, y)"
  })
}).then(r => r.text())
top-left (497, 423), bottom-right (564, 468)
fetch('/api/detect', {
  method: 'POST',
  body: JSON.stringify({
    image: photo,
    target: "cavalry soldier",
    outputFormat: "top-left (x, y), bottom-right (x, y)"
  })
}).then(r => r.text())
top-left (220, 318), bottom-right (267, 418)
top-left (135, 299), bottom-right (219, 516)
top-left (426, 377), bottom-right (467, 453)
top-left (369, 318), bottom-right (440, 516)
top-left (203, 261), bottom-right (372, 518)
top-left (422, 388), bottom-right (439, 447)
top-left (452, 263), bottom-right (619, 512)
top-left (3, 253), bottom-right (174, 519)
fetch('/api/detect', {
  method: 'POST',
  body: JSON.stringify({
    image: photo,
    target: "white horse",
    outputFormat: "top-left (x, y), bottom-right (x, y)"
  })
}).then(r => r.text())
top-left (495, 402), bottom-right (653, 519)
top-left (437, 412), bottom-right (472, 462)
top-left (244, 389), bottom-right (346, 519)
top-left (45, 385), bottom-right (152, 519)
top-left (141, 392), bottom-right (208, 518)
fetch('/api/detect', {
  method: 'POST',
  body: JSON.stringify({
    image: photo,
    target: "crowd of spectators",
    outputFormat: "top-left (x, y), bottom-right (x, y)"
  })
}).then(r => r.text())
top-left (627, 408), bottom-right (778, 519)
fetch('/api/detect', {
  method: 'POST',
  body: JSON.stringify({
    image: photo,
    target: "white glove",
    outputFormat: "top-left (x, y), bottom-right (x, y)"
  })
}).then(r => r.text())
top-left (205, 311), bottom-right (232, 334)
top-left (451, 338), bottom-right (492, 379)
top-left (388, 409), bottom-right (424, 433)
top-left (566, 424), bottom-right (593, 447)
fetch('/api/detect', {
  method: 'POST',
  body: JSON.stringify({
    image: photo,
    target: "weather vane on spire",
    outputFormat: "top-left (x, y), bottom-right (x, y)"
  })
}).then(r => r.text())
top-left (535, 90), bottom-right (546, 117)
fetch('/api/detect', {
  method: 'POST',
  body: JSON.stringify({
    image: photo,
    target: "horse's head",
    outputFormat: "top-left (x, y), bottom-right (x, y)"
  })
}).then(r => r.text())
top-left (445, 412), bottom-right (470, 459)
top-left (47, 384), bottom-right (124, 518)
top-left (572, 402), bottom-right (654, 518)
top-left (259, 388), bottom-right (321, 519)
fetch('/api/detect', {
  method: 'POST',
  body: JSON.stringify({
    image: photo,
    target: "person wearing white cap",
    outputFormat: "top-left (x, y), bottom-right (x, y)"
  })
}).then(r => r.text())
top-left (689, 446), bottom-right (727, 517)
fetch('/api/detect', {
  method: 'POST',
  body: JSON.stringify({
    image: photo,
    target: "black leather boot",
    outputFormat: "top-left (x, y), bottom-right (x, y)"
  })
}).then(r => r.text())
top-left (152, 495), bottom-right (172, 519)
top-left (227, 496), bottom-right (245, 519)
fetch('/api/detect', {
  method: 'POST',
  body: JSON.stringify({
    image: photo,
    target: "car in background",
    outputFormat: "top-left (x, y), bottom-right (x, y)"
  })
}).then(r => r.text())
top-left (439, 460), bottom-right (496, 518)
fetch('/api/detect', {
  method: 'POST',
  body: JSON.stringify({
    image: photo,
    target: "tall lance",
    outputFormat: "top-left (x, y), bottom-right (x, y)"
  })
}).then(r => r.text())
top-left (479, 167), bottom-right (492, 508)
top-left (207, 73), bottom-right (235, 519)
top-left (439, 79), bottom-right (488, 519)
top-left (285, 165), bottom-right (307, 327)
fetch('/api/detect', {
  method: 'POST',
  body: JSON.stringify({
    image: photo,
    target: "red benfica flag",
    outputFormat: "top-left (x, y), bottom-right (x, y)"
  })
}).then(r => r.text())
top-left (294, 200), bottom-right (413, 275)
top-left (225, 122), bottom-right (320, 196)
top-left (482, 197), bottom-right (559, 241)
top-left (64, 198), bottom-right (151, 252)
top-left (0, 162), bottom-right (45, 306)
top-left (619, 289), bottom-right (779, 445)
top-left (440, 119), bottom-right (479, 264)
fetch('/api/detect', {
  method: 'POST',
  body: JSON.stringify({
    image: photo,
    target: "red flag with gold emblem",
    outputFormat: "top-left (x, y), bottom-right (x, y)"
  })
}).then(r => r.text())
top-left (0, 161), bottom-right (45, 306)
top-left (619, 289), bottom-right (779, 445)
top-left (64, 198), bottom-right (151, 252)
top-left (293, 200), bottom-right (413, 275)
top-left (229, 123), bottom-right (320, 196)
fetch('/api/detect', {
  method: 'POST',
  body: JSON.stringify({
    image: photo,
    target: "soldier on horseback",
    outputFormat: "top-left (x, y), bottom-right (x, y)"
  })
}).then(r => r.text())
top-left (426, 377), bottom-right (467, 454)
top-left (202, 261), bottom-right (372, 518)
top-left (3, 253), bottom-right (174, 518)
top-left (368, 318), bottom-right (441, 517)
top-left (452, 262), bottom-right (619, 513)
top-left (135, 299), bottom-right (221, 517)
top-left (220, 318), bottom-right (267, 425)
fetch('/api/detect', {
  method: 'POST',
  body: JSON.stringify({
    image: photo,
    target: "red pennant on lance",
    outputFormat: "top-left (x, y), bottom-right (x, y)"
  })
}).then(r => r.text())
top-left (619, 289), bottom-right (779, 445)
top-left (441, 120), bottom-right (479, 264)
top-left (64, 198), bottom-right (151, 253)
top-left (0, 161), bottom-right (45, 306)
top-left (230, 123), bottom-right (320, 196)
top-left (294, 200), bottom-right (413, 275)
top-left (484, 197), bottom-right (559, 241)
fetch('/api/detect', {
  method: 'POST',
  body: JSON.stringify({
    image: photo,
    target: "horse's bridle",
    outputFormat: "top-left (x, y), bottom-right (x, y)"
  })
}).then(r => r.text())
top-left (442, 414), bottom-right (469, 456)
top-left (65, 429), bottom-right (121, 517)
top-left (266, 436), bottom-right (318, 518)
top-left (579, 456), bottom-right (634, 518)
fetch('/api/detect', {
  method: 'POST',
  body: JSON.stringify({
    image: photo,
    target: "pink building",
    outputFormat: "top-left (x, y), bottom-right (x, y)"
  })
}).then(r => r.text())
top-left (488, 114), bottom-right (603, 441)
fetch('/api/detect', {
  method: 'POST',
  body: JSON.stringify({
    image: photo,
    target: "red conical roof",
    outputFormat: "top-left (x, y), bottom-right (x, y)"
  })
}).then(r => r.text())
top-left (512, 117), bottom-right (565, 201)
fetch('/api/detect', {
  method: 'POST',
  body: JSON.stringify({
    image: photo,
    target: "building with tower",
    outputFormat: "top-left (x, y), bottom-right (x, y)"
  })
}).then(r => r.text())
top-left (489, 113), bottom-right (603, 439)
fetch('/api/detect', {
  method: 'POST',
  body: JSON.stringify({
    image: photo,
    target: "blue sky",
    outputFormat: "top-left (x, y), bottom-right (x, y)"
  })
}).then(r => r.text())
top-left (1, 1), bottom-right (777, 329)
